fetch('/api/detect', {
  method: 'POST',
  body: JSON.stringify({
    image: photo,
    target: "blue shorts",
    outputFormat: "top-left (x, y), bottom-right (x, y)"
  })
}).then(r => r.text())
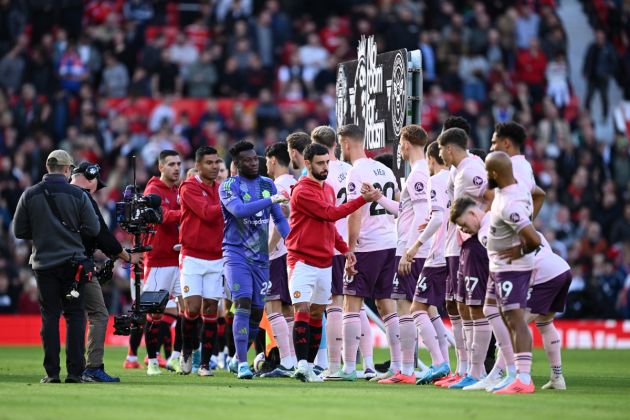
top-left (224, 258), bottom-right (269, 308)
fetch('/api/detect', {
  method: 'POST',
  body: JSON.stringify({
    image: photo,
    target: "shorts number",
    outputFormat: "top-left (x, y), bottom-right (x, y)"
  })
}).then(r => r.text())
top-left (337, 187), bottom-right (348, 204)
top-left (417, 276), bottom-right (428, 292)
top-left (465, 276), bottom-right (479, 293)
top-left (392, 273), bottom-right (399, 288)
top-left (527, 287), bottom-right (532, 301)
top-left (369, 182), bottom-right (395, 216)
top-left (500, 281), bottom-right (513, 299)
top-left (261, 280), bottom-right (272, 296)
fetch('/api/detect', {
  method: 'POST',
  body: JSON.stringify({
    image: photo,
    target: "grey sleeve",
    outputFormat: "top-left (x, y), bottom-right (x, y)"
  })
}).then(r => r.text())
top-left (80, 193), bottom-right (101, 237)
top-left (12, 192), bottom-right (32, 239)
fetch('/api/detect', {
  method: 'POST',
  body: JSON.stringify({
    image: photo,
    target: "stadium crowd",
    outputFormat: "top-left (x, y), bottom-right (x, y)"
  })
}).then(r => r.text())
top-left (0, 0), bottom-right (629, 320)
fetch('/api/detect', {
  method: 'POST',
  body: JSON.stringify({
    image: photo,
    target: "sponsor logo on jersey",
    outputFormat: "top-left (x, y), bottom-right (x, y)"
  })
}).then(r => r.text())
top-left (243, 192), bottom-right (251, 202)
top-left (262, 190), bottom-right (271, 198)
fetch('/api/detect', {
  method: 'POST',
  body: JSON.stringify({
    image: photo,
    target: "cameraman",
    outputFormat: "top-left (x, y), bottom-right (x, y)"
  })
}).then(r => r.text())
top-left (70, 161), bottom-right (142, 382)
top-left (13, 150), bottom-right (100, 384)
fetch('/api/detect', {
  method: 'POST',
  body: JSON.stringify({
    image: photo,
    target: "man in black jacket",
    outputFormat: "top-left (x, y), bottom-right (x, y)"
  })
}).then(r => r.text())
top-left (583, 30), bottom-right (619, 119)
top-left (70, 161), bottom-right (143, 382)
top-left (13, 150), bottom-right (100, 383)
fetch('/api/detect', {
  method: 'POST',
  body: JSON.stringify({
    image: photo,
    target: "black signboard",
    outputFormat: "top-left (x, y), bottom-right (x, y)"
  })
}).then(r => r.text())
top-left (336, 36), bottom-right (408, 151)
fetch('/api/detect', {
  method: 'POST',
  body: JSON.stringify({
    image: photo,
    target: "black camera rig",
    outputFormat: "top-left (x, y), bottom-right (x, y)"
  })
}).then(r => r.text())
top-left (113, 156), bottom-right (169, 336)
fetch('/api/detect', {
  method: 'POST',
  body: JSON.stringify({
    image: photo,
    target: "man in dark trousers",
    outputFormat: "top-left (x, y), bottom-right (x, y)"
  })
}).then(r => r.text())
top-left (13, 150), bottom-right (100, 383)
top-left (70, 161), bottom-right (143, 382)
top-left (583, 29), bottom-right (619, 119)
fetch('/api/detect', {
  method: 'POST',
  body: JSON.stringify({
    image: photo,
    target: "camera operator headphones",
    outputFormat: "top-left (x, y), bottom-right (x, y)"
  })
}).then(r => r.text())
top-left (73, 162), bottom-right (101, 180)
top-left (72, 161), bottom-right (107, 190)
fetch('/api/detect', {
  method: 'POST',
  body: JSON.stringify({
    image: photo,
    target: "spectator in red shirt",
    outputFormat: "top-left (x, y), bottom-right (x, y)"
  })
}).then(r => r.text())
top-left (516, 38), bottom-right (547, 103)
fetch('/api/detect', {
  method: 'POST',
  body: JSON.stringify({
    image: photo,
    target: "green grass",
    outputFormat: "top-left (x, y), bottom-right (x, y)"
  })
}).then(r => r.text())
top-left (0, 347), bottom-right (629, 420)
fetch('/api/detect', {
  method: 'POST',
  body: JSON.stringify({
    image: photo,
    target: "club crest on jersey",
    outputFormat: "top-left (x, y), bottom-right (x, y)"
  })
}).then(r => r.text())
top-left (165, 198), bottom-right (170, 204)
top-left (430, 190), bottom-right (436, 199)
top-left (414, 182), bottom-right (424, 193)
top-left (202, 191), bottom-right (208, 197)
top-left (509, 212), bottom-right (521, 223)
top-left (262, 190), bottom-right (271, 198)
top-left (183, 286), bottom-right (190, 293)
top-left (293, 291), bottom-right (301, 299)
top-left (348, 182), bottom-right (356, 193)
top-left (481, 236), bottom-right (488, 247)
top-left (473, 176), bottom-right (483, 186)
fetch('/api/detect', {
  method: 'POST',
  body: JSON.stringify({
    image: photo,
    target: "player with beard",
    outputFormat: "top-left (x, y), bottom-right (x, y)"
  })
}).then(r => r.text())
top-left (483, 152), bottom-right (541, 394)
top-left (138, 150), bottom-right (185, 375)
top-left (260, 142), bottom-right (298, 377)
top-left (452, 197), bottom-right (569, 391)
top-left (285, 143), bottom-right (379, 382)
top-left (178, 147), bottom-right (225, 376)
top-left (220, 140), bottom-right (290, 379)
top-left (310, 126), bottom-right (376, 380)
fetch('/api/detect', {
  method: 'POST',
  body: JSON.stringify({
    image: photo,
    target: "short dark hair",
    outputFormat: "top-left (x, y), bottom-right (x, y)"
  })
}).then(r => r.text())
top-left (425, 141), bottom-right (444, 165)
top-left (265, 142), bottom-right (290, 167)
top-left (311, 125), bottom-right (337, 149)
top-left (195, 146), bottom-right (218, 162)
top-left (228, 141), bottom-right (254, 161)
top-left (450, 196), bottom-right (476, 223)
top-left (374, 153), bottom-right (393, 169)
top-left (443, 116), bottom-right (471, 135)
top-left (303, 143), bottom-right (329, 161)
top-left (258, 156), bottom-right (267, 176)
top-left (495, 122), bottom-right (526, 148)
top-left (469, 148), bottom-right (488, 161)
top-left (400, 125), bottom-right (428, 147)
top-left (438, 127), bottom-right (468, 150)
top-left (337, 124), bottom-right (363, 142)
top-left (159, 149), bottom-right (179, 164)
top-left (286, 132), bottom-right (311, 153)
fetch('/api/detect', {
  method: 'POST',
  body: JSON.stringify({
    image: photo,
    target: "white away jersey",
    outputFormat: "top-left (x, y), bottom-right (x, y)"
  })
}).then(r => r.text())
top-left (269, 173), bottom-right (297, 260)
top-left (445, 155), bottom-right (487, 257)
top-left (511, 155), bottom-right (536, 194)
top-left (326, 159), bottom-right (353, 255)
top-left (396, 160), bottom-right (432, 257)
top-left (346, 158), bottom-right (398, 252)
top-left (533, 233), bottom-right (570, 285)
top-left (424, 169), bottom-right (450, 267)
top-left (487, 183), bottom-right (534, 272)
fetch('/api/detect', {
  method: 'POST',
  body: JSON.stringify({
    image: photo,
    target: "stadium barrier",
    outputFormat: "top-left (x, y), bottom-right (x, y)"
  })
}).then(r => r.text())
top-left (1, 315), bottom-right (628, 349)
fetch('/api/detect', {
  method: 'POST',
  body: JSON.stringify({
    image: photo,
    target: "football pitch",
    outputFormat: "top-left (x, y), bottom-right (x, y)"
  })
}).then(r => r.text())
top-left (0, 347), bottom-right (629, 420)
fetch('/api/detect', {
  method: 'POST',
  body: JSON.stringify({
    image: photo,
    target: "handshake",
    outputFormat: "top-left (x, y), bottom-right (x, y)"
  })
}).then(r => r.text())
top-left (360, 183), bottom-right (383, 202)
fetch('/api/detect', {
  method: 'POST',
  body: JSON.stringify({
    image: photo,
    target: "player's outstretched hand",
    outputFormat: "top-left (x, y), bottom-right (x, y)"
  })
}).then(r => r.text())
top-left (497, 244), bottom-right (523, 264)
top-left (360, 183), bottom-right (381, 202)
top-left (271, 191), bottom-right (289, 204)
top-left (345, 251), bottom-right (358, 276)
